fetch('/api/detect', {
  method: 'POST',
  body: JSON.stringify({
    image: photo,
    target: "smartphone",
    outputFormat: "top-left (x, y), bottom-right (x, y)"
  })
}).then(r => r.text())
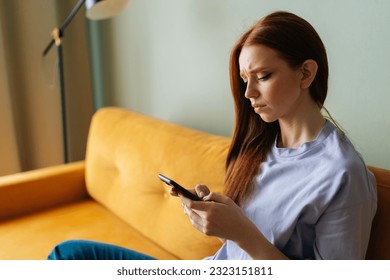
top-left (158, 174), bottom-right (201, 201)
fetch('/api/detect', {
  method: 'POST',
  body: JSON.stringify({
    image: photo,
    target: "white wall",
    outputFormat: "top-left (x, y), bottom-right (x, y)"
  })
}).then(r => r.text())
top-left (96, 0), bottom-right (390, 169)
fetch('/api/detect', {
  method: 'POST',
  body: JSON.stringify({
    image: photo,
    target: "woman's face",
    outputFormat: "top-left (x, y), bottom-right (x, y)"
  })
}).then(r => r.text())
top-left (238, 44), bottom-right (305, 123)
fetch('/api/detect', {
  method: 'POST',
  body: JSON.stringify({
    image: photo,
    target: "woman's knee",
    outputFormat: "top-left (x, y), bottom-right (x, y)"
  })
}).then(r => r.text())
top-left (47, 239), bottom-right (156, 260)
top-left (47, 240), bottom-right (89, 260)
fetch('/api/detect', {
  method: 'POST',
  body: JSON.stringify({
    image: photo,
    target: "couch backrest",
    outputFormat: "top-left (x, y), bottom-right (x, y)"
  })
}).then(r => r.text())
top-left (366, 166), bottom-right (390, 259)
top-left (85, 107), bottom-right (230, 259)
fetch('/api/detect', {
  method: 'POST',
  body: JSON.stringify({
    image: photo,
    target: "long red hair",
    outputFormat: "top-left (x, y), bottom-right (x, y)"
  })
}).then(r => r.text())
top-left (224, 11), bottom-right (329, 205)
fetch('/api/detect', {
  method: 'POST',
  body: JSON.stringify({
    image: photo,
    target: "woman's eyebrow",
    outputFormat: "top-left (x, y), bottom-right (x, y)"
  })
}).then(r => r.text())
top-left (240, 66), bottom-right (270, 77)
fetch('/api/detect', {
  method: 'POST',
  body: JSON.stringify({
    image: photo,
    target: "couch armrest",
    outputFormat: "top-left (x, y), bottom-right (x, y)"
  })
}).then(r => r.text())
top-left (0, 161), bottom-right (88, 221)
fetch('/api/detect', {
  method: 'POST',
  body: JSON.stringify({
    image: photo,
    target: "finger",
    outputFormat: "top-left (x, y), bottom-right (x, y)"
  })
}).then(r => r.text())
top-left (183, 205), bottom-right (191, 216)
top-left (180, 191), bottom-right (228, 212)
top-left (180, 194), bottom-right (210, 213)
top-left (169, 187), bottom-right (179, 197)
top-left (203, 192), bottom-right (232, 204)
top-left (195, 184), bottom-right (211, 199)
top-left (179, 194), bottom-right (193, 207)
top-left (184, 206), bottom-right (204, 231)
top-left (182, 201), bottom-right (202, 224)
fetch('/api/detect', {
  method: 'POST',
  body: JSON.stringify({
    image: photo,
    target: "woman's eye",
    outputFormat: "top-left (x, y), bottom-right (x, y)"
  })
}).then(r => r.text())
top-left (258, 73), bottom-right (272, 81)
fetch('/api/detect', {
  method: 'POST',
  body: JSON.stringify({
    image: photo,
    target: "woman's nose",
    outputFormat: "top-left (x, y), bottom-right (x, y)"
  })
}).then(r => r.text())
top-left (244, 80), bottom-right (260, 99)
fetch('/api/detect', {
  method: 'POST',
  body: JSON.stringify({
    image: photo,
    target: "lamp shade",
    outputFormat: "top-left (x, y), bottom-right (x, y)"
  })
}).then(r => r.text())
top-left (86, 0), bottom-right (131, 20)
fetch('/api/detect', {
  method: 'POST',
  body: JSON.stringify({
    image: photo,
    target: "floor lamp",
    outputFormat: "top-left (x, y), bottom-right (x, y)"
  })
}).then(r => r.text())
top-left (42, 0), bottom-right (131, 163)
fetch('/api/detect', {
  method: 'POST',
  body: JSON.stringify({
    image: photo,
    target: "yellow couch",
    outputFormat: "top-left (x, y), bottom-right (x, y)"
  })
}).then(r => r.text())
top-left (0, 107), bottom-right (389, 260)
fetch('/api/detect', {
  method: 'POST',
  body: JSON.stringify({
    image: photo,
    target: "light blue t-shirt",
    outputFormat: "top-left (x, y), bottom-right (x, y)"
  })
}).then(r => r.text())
top-left (208, 120), bottom-right (377, 260)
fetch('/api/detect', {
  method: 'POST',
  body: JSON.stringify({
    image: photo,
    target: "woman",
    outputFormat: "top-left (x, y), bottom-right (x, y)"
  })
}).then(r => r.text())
top-left (48, 11), bottom-right (377, 260)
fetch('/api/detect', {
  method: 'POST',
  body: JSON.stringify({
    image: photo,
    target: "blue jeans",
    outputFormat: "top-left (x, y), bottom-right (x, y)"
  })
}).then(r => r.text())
top-left (47, 240), bottom-right (156, 260)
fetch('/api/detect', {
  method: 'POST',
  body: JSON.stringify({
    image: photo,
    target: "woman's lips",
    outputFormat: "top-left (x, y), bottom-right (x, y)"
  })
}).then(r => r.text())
top-left (252, 104), bottom-right (266, 109)
top-left (252, 104), bottom-right (266, 113)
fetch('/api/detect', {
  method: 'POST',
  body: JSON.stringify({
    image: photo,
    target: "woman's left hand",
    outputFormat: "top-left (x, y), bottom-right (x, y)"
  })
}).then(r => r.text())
top-left (180, 190), bottom-right (253, 243)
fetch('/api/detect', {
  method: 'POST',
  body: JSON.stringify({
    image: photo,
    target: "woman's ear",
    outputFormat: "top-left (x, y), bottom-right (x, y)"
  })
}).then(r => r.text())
top-left (300, 59), bottom-right (318, 89)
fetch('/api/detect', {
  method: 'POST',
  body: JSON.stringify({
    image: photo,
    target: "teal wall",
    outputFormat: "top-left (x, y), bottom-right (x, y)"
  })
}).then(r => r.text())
top-left (88, 0), bottom-right (390, 169)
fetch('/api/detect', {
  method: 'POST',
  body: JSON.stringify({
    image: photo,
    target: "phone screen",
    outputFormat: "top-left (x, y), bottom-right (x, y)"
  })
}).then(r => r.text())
top-left (158, 174), bottom-right (201, 201)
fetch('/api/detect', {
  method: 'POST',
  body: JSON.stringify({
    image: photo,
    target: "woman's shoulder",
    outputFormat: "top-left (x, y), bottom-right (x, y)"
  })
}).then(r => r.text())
top-left (320, 122), bottom-right (376, 204)
top-left (322, 121), bottom-right (365, 168)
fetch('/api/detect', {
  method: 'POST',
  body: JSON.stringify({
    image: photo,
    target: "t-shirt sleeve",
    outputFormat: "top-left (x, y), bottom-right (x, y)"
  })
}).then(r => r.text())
top-left (314, 200), bottom-right (376, 259)
top-left (313, 168), bottom-right (377, 259)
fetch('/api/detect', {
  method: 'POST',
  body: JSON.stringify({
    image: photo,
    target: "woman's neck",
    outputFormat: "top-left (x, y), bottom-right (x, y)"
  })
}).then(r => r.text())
top-left (277, 102), bottom-right (325, 149)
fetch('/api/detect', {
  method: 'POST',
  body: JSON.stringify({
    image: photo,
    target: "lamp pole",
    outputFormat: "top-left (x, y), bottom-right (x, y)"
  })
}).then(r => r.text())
top-left (42, 0), bottom-right (86, 163)
top-left (42, 0), bottom-right (131, 163)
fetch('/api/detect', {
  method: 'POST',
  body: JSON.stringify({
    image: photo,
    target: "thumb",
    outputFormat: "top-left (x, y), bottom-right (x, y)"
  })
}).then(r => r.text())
top-left (203, 192), bottom-right (232, 204)
top-left (195, 184), bottom-right (210, 199)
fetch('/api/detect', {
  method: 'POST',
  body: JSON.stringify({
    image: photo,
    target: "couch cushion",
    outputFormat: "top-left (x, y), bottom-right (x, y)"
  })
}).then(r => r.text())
top-left (0, 199), bottom-right (177, 260)
top-left (85, 107), bottom-right (230, 259)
